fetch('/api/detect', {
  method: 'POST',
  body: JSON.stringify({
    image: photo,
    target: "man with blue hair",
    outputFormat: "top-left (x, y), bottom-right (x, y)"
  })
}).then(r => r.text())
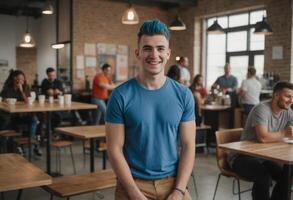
top-left (106, 19), bottom-right (195, 199)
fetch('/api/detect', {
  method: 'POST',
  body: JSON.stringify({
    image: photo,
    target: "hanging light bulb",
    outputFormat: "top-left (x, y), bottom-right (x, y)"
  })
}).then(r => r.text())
top-left (42, 0), bottom-right (54, 15)
top-left (169, 15), bottom-right (186, 31)
top-left (20, 17), bottom-right (35, 48)
top-left (122, 4), bottom-right (139, 25)
top-left (207, 19), bottom-right (225, 34)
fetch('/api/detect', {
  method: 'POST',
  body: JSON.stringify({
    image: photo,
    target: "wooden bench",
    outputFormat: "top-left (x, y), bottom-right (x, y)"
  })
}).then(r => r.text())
top-left (196, 124), bottom-right (211, 153)
top-left (43, 169), bottom-right (116, 200)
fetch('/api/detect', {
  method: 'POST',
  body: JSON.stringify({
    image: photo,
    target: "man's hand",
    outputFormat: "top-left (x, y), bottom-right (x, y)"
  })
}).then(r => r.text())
top-left (166, 190), bottom-right (184, 200)
top-left (284, 126), bottom-right (293, 138)
top-left (47, 89), bottom-right (54, 96)
top-left (54, 89), bottom-right (62, 96)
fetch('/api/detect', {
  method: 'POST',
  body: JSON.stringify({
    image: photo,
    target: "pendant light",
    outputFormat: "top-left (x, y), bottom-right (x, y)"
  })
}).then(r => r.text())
top-left (51, 43), bottom-right (64, 49)
top-left (42, 0), bottom-right (54, 15)
top-left (169, 15), bottom-right (186, 31)
top-left (207, 19), bottom-right (224, 34)
top-left (254, 16), bottom-right (273, 35)
top-left (121, 4), bottom-right (139, 25)
top-left (207, 0), bottom-right (224, 34)
top-left (19, 17), bottom-right (35, 48)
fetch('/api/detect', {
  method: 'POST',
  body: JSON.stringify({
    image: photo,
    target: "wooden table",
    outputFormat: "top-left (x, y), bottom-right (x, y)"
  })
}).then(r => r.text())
top-left (219, 140), bottom-right (293, 200)
top-left (0, 153), bottom-right (51, 199)
top-left (201, 104), bottom-right (232, 147)
top-left (0, 101), bottom-right (96, 174)
top-left (55, 125), bottom-right (106, 172)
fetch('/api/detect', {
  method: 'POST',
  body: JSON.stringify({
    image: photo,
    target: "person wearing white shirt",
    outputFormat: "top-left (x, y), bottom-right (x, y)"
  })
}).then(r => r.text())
top-left (238, 67), bottom-right (262, 114)
top-left (178, 56), bottom-right (191, 87)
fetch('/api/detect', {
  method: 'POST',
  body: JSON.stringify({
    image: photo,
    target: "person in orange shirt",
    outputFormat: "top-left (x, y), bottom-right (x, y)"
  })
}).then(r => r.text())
top-left (92, 63), bottom-right (116, 124)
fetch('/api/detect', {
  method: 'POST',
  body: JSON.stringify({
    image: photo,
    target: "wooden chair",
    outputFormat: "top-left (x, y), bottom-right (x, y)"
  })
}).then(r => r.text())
top-left (213, 128), bottom-right (251, 200)
top-left (83, 140), bottom-right (107, 169)
top-left (0, 130), bottom-right (21, 153)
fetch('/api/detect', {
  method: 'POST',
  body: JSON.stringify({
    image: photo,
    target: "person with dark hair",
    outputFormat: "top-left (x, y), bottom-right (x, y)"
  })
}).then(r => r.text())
top-left (178, 56), bottom-right (191, 87)
top-left (166, 64), bottom-right (181, 82)
top-left (190, 74), bottom-right (208, 126)
top-left (106, 19), bottom-right (195, 200)
top-left (238, 67), bottom-right (262, 114)
top-left (91, 63), bottom-right (115, 124)
top-left (41, 67), bottom-right (64, 98)
top-left (228, 81), bottom-right (293, 200)
top-left (0, 69), bottom-right (41, 156)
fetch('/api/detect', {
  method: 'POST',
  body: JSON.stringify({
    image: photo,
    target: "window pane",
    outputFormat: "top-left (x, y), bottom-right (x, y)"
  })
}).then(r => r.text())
top-left (207, 34), bottom-right (226, 53)
top-left (206, 54), bottom-right (226, 87)
top-left (229, 56), bottom-right (249, 84)
top-left (254, 55), bottom-right (264, 77)
top-left (229, 13), bottom-right (249, 27)
top-left (250, 28), bottom-right (265, 50)
top-left (250, 10), bottom-right (266, 24)
top-left (227, 31), bottom-right (247, 52)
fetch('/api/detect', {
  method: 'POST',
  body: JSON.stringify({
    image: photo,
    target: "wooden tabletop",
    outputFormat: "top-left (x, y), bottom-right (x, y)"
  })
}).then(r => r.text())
top-left (55, 125), bottom-right (106, 139)
top-left (0, 101), bottom-right (96, 113)
top-left (219, 140), bottom-right (293, 165)
top-left (0, 153), bottom-right (52, 192)
top-left (201, 104), bottom-right (231, 111)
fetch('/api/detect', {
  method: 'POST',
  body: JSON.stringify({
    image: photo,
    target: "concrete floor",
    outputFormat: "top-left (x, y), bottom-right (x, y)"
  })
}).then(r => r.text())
top-left (3, 141), bottom-right (256, 200)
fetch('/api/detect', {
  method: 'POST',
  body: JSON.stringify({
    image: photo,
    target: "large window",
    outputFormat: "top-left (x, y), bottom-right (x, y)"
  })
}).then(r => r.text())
top-left (206, 10), bottom-right (265, 87)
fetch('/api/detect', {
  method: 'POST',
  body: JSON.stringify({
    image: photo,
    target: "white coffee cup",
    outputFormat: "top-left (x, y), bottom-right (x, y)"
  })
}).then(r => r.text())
top-left (30, 91), bottom-right (36, 101)
top-left (28, 97), bottom-right (34, 105)
top-left (64, 94), bottom-right (72, 105)
top-left (49, 96), bottom-right (54, 104)
top-left (6, 98), bottom-right (17, 105)
top-left (38, 95), bottom-right (45, 104)
top-left (58, 95), bottom-right (64, 105)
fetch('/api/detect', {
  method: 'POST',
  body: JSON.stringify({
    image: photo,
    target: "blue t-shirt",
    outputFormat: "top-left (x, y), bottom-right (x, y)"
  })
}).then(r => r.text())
top-left (106, 78), bottom-right (195, 180)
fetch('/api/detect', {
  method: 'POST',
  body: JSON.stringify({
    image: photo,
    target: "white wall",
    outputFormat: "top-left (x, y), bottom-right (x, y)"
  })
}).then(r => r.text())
top-left (0, 14), bottom-right (56, 89)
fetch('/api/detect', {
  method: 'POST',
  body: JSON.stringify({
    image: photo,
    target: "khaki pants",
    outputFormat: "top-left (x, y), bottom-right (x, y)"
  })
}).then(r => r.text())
top-left (115, 177), bottom-right (192, 200)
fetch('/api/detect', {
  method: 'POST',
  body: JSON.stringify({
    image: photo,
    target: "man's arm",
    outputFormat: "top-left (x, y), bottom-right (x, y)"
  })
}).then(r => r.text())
top-left (98, 82), bottom-right (116, 90)
top-left (256, 125), bottom-right (293, 143)
top-left (167, 120), bottom-right (196, 199)
top-left (106, 123), bottom-right (147, 200)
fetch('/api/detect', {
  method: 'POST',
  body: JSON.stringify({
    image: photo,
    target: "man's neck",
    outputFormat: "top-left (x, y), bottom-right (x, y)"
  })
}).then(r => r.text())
top-left (271, 100), bottom-right (283, 115)
top-left (137, 73), bottom-right (166, 90)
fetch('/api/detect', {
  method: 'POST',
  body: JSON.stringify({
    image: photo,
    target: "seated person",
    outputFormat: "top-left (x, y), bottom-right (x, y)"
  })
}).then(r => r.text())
top-left (189, 74), bottom-right (208, 126)
top-left (0, 70), bottom-right (41, 156)
top-left (167, 64), bottom-right (181, 83)
top-left (41, 67), bottom-right (63, 128)
top-left (228, 81), bottom-right (293, 200)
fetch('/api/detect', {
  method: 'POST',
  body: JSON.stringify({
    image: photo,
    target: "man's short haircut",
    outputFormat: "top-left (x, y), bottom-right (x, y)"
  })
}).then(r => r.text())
top-left (46, 67), bottom-right (55, 74)
top-left (137, 19), bottom-right (170, 42)
top-left (273, 81), bottom-right (293, 93)
top-left (102, 63), bottom-right (111, 71)
top-left (247, 67), bottom-right (256, 76)
top-left (179, 56), bottom-right (187, 64)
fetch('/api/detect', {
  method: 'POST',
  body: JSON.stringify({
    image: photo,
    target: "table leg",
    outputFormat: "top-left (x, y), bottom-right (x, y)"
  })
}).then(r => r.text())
top-left (16, 189), bottom-right (22, 200)
top-left (284, 164), bottom-right (292, 200)
top-left (46, 112), bottom-right (52, 174)
top-left (28, 114), bottom-right (32, 161)
top-left (90, 138), bottom-right (95, 172)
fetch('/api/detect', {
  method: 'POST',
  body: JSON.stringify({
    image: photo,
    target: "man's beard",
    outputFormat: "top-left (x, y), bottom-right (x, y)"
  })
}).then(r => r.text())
top-left (277, 100), bottom-right (290, 110)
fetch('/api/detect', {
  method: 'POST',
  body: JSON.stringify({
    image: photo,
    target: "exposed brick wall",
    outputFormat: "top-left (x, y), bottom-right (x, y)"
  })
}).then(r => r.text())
top-left (72, 0), bottom-right (292, 90)
top-left (72, 0), bottom-right (169, 90)
top-left (16, 47), bottom-right (37, 86)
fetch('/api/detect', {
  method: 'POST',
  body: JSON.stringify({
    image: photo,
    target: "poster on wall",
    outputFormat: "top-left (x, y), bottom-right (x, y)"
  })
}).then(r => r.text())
top-left (85, 57), bottom-right (97, 67)
top-left (76, 55), bottom-right (84, 69)
top-left (84, 43), bottom-right (96, 56)
top-left (116, 54), bottom-right (128, 81)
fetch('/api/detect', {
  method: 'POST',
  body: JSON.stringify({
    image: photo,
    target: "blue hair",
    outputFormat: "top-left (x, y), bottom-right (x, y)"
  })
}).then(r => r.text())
top-left (137, 19), bottom-right (170, 41)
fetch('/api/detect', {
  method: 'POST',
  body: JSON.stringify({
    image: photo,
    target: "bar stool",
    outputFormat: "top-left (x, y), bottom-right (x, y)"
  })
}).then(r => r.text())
top-left (51, 140), bottom-right (76, 174)
top-left (0, 130), bottom-right (21, 153)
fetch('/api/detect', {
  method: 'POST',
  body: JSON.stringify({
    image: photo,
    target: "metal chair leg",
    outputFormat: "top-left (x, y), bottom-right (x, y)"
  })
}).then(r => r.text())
top-left (16, 189), bottom-right (23, 200)
top-left (212, 173), bottom-right (222, 200)
top-left (1, 192), bottom-right (5, 200)
top-left (69, 145), bottom-right (76, 174)
top-left (237, 179), bottom-right (241, 200)
top-left (50, 194), bottom-right (53, 200)
top-left (191, 170), bottom-right (198, 197)
top-left (102, 151), bottom-right (107, 170)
